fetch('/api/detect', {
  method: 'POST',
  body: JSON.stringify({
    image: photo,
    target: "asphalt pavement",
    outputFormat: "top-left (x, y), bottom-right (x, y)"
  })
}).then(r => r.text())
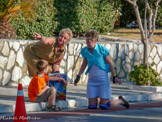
top-left (0, 82), bottom-right (162, 122)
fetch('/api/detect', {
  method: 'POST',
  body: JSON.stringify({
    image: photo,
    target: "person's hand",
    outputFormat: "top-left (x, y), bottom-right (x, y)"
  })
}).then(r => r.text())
top-left (55, 71), bottom-right (60, 73)
top-left (60, 78), bottom-right (67, 86)
top-left (113, 76), bottom-right (122, 85)
top-left (55, 74), bottom-right (61, 78)
top-left (34, 32), bottom-right (42, 40)
top-left (74, 75), bottom-right (80, 86)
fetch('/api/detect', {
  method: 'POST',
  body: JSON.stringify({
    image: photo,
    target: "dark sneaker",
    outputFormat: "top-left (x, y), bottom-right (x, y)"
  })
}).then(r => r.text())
top-left (47, 105), bottom-right (61, 111)
top-left (119, 96), bottom-right (130, 109)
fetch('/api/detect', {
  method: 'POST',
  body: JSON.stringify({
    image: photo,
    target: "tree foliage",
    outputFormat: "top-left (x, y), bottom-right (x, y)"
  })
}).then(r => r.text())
top-left (54, 0), bottom-right (121, 36)
top-left (120, 0), bottom-right (162, 27)
top-left (0, 0), bottom-right (37, 21)
top-left (11, 0), bottom-right (57, 39)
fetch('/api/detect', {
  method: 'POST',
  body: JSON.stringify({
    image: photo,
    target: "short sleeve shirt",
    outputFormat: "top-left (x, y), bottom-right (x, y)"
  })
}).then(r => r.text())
top-left (28, 74), bottom-right (49, 102)
top-left (27, 37), bottom-right (66, 64)
top-left (81, 43), bottom-right (110, 75)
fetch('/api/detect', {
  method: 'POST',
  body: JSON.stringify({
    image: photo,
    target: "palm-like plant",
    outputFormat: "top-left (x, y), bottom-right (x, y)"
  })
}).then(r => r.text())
top-left (0, 0), bottom-right (37, 39)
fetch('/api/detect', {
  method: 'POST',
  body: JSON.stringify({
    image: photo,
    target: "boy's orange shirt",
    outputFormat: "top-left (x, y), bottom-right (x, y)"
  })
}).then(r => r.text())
top-left (28, 74), bottom-right (49, 102)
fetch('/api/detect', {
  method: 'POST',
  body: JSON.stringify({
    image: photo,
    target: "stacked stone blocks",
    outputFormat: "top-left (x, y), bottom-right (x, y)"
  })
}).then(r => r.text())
top-left (0, 37), bottom-right (161, 86)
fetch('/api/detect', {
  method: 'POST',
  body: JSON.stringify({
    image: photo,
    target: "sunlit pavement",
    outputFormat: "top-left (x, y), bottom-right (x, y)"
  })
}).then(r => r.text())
top-left (1, 83), bottom-right (162, 122)
top-left (2, 101), bottom-right (160, 122)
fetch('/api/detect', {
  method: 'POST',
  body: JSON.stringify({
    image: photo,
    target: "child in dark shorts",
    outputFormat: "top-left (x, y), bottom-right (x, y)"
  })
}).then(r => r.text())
top-left (28, 59), bottom-right (66, 111)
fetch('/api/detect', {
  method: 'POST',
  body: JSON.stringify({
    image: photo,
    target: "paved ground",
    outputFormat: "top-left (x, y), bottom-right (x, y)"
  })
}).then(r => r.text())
top-left (0, 82), bottom-right (162, 121)
top-left (42, 107), bottom-right (162, 122)
top-left (1, 101), bottom-right (162, 122)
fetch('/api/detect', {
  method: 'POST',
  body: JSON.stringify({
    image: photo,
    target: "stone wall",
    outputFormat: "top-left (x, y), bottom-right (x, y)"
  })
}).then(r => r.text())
top-left (0, 37), bottom-right (161, 86)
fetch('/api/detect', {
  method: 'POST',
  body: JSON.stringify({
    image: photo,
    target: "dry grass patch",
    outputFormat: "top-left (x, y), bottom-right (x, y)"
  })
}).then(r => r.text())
top-left (110, 28), bottom-right (162, 43)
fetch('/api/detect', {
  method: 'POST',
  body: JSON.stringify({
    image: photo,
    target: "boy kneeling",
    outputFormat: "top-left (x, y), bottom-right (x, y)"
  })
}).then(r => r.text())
top-left (28, 59), bottom-right (66, 111)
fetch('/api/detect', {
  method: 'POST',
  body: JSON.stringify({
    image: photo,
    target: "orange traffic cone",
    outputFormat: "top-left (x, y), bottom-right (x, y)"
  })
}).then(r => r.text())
top-left (14, 84), bottom-right (27, 122)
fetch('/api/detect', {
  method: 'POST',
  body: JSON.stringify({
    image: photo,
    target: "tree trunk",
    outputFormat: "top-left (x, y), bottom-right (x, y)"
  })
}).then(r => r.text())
top-left (143, 38), bottom-right (149, 65)
top-left (0, 19), bottom-right (16, 39)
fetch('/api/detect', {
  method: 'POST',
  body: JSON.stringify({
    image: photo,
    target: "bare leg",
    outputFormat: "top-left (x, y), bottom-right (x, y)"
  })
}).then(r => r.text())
top-left (100, 98), bottom-right (110, 104)
top-left (88, 98), bottom-right (97, 105)
top-left (97, 97), bottom-right (100, 105)
top-left (110, 99), bottom-right (123, 107)
top-left (100, 98), bottom-right (124, 107)
top-left (47, 87), bottom-right (57, 107)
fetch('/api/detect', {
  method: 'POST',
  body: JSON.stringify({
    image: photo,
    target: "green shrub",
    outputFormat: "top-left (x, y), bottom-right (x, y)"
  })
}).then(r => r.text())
top-left (11, 0), bottom-right (121, 38)
top-left (156, 6), bottom-right (162, 27)
top-left (94, 1), bottom-right (121, 33)
top-left (54, 0), bottom-right (121, 36)
top-left (129, 63), bottom-right (162, 86)
top-left (54, 0), bottom-right (97, 36)
top-left (0, 0), bottom-right (10, 12)
top-left (11, 0), bottom-right (57, 39)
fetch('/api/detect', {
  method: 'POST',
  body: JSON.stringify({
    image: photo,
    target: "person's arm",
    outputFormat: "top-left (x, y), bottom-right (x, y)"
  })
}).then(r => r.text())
top-left (49, 76), bottom-right (67, 86)
top-left (74, 58), bottom-right (87, 86)
top-left (78, 58), bottom-right (87, 76)
top-left (34, 32), bottom-right (55, 45)
top-left (52, 53), bottom-right (64, 72)
top-left (105, 55), bottom-right (122, 84)
top-left (37, 85), bottom-right (50, 96)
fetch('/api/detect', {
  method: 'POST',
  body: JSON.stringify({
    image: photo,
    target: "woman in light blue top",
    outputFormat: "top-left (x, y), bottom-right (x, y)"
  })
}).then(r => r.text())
top-left (74, 30), bottom-right (129, 110)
